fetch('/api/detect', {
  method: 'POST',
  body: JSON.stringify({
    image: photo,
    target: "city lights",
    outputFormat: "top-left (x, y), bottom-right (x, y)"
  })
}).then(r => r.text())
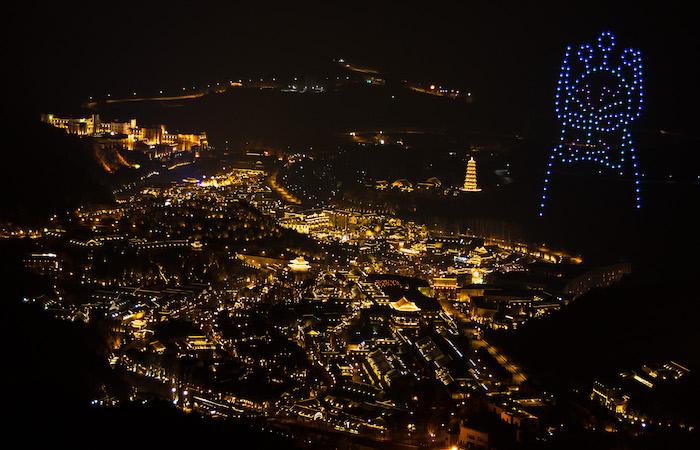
top-left (5, 7), bottom-right (695, 448)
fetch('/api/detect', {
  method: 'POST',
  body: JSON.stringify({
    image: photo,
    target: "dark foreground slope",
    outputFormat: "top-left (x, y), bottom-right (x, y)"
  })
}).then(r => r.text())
top-left (0, 239), bottom-right (296, 448)
top-left (1, 118), bottom-right (112, 224)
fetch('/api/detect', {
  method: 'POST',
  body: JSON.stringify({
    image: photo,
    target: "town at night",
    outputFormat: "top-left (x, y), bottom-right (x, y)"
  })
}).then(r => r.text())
top-left (2, 3), bottom-right (698, 449)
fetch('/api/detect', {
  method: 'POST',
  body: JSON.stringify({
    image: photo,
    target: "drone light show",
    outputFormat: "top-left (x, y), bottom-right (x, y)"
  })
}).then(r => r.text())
top-left (539, 31), bottom-right (645, 216)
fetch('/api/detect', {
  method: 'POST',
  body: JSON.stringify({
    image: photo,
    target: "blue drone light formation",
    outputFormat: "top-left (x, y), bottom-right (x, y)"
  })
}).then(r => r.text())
top-left (539, 31), bottom-right (644, 216)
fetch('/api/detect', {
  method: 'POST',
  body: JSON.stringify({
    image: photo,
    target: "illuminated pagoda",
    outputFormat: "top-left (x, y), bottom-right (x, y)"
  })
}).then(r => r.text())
top-left (288, 256), bottom-right (311, 272)
top-left (461, 157), bottom-right (481, 192)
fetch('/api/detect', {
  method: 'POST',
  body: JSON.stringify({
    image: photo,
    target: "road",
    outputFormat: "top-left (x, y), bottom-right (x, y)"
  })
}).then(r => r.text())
top-left (472, 338), bottom-right (528, 384)
top-left (269, 171), bottom-right (302, 204)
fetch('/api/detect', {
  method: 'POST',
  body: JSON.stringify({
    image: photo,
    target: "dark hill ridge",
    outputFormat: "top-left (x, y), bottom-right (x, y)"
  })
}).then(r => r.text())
top-left (2, 119), bottom-right (113, 224)
top-left (93, 83), bottom-right (482, 150)
top-left (491, 276), bottom-right (700, 382)
top-left (0, 239), bottom-right (297, 448)
top-left (489, 273), bottom-right (700, 429)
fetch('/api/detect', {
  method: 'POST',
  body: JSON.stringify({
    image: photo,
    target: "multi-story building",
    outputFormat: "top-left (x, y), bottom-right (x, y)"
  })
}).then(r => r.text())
top-left (41, 113), bottom-right (208, 154)
top-left (41, 113), bottom-right (99, 135)
top-left (461, 156), bottom-right (481, 192)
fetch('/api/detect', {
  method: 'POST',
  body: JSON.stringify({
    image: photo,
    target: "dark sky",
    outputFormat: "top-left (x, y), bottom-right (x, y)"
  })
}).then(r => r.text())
top-left (3, 1), bottom-right (698, 134)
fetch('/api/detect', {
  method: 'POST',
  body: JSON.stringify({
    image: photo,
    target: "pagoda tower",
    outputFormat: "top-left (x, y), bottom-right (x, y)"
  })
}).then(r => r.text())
top-left (461, 157), bottom-right (481, 192)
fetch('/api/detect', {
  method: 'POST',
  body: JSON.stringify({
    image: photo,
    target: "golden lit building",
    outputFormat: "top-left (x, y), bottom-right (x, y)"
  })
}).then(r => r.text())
top-left (41, 113), bottom-right (207, 153)
top-left (461, 157), bottom-right (481, 192)
top-left (389, 296), bottom-right (421, 312)
top-left (41, 113), bottom-right (98, 135)
top-left (471, 269), bottom-right (484, 284)
top-left (100, 118), bottom-right (137, 135)
top-left (288, 256), bottom-right (311, 272)
top-left (279, 210), bottom-right (330, 234)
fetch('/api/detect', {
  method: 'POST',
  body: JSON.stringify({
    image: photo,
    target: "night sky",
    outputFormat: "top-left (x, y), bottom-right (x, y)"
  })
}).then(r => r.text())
top-left (4, 2), bottom-right (698, 135)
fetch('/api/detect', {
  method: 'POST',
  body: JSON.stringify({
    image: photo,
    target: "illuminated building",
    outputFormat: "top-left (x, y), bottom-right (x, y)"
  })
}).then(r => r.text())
top-left (279, 210), bottom-right (330, 234)
top-left (41, 113), bottom-right (99, 135)
top-left (458, 423), bottom-right (489, 450)
top-left (288, 256), bottom-right (311, 272)
top-left (461, 157), bottom-right (481, 192)
top-left (100, 118), bottom-right (136, 135)
top-left (391, 179), bottom-right (414, 192)
top-left (41, 113), bottom-right (208, 154)
top-left (432, 277), bottom-right (458, 299)
top-left (364, 349), bottom-right (400, 388)
top-left (23, 252), bottom-right (60, 275)
top-left (389, 296), bottom-right (420, 312)
top-left (432, 277), bottom-right (458, 290)
top-left (374, 180), bottom-right (388, 190)
top-left (471, 269), bottom-right (484, 284)
top-left (540, 31), bottom-right (645, 216)
top-left (591, 381), bottom-right (629, 414)
top-left (185, 335), bottom-right (216, 351)
top-left (417, 177), bottom-right (442, 190)
top-left (560, 262), bottom-right (631, 299)
top-left (130, 239), bottom-right (191, 250)
top-left (136, 125), bottom-right (208, 151)
top-left (43, 113), bottom-right (134, 139)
